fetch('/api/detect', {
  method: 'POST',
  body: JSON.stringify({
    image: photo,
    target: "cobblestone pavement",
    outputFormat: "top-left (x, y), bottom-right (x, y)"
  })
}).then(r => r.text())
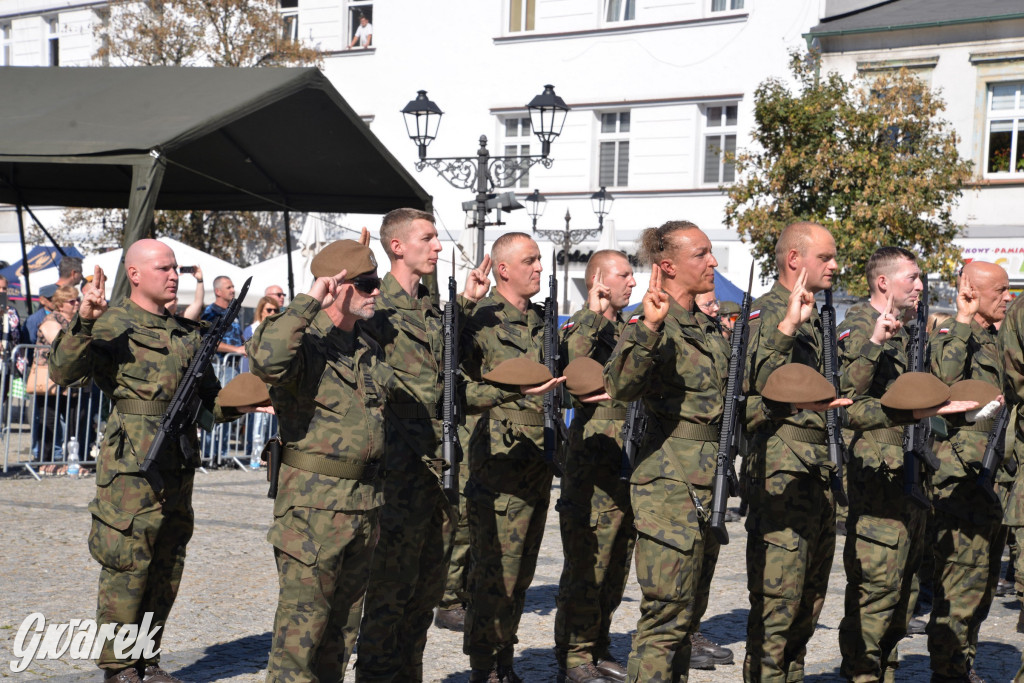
top-left (1, 470), bottom-right (1020, 682)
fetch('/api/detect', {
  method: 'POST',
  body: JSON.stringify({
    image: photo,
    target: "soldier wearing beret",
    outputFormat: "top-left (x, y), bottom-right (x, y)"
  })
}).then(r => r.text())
top-left (603, 222), bottom-right (735, 682)
top-left (247, 241), bottom-right (392, 683)
top-left (718, 300), bottom-right (741, 342)
top-left (554, 249), bottom-right (637, 682)
top-left (834, 247), bottom-right (929, 680)
top-left (48, 240), bottom-right (245, 683)
top-left (459, 232), bottom-right (566, 682)
top-left (927, 260), bottom-right (1011, 681)
top-left (354, 209), bottom-right (490, 681)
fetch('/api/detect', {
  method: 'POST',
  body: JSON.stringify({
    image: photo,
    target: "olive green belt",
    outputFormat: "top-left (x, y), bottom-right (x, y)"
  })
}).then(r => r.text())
top-left (282, 447), bottom-right (380, 481)
top-left (777, 424), bottom-right (827, 445)
top-left (115, 399), bottom-right (170, 416)
top-left (591, 407), bottom-right (627, 421)
top-left (662, 421), bottom-right (720, 442)
top-left (491, 407), bottom-right (545, 426)
top-left (388, 403), bottom-right (436, 420)
top-left (961, 419), bottom-right (994, 433)
top-left (866, 427), bottom-right (904, 446)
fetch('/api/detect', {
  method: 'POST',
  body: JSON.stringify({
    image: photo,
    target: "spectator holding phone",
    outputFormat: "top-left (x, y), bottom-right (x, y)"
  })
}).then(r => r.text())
top-left (166, 265), bottom-right (204, 321)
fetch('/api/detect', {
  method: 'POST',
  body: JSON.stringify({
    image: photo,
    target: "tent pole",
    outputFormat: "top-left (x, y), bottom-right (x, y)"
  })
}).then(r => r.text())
top-left (22, 205), bottom-right (66, 257)
top-left (110, 153), bottom-right (166, 305)
top-left (284, 210), bottom-right (294, 301)
top-left (15, 204), bottom-right (34, 313)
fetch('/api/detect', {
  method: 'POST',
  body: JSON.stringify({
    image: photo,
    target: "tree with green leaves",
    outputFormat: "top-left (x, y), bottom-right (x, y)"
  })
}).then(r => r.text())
top-left (724, 52), bottom-right (973, 297)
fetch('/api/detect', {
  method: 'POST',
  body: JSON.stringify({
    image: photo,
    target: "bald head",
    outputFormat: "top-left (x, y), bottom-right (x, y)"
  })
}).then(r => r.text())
top-left (962, 261), bottom-right (1006, 287)
top-left (125, 239), bottom-right (179, 313)
top-left (124, 238), bottom-right (174, 272)
top-left (962, 260), bottom-right (1011, 325)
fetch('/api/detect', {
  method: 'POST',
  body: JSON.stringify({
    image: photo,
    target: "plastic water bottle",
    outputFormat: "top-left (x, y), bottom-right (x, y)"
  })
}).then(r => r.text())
top-left (66, 436), bottom-right (80, 477)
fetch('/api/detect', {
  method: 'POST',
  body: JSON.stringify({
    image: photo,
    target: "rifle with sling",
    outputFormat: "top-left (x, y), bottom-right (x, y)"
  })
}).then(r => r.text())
top-left (821, 289), bottom-right (849, 507)
top-left (977, 406), bottom-right (1010, 508)
top-left (441, 251), bottom-right (462, 503)
top-left (543, 252), bottom-right (566, 476)
top-left (902, 278), bottom-right (939, 509)
top-left (620, 400), bottom-right (648, 481)
top-left (709, 263), bottom-right (755, 544)
top-left (140, 276), bottom-right (252, 497)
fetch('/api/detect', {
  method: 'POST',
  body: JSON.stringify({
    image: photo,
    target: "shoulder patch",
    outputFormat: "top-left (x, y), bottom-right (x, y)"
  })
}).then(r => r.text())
top-left (838, 329), bottom-right (851, 341)
top-left (561, 321), bottom-right (575, 330)
top-left (749, 309), bottom-right (761, 320)
top-left (628, 314), bottom-right (641, 324)
top-left (938, 328), bottom-right (949, 334)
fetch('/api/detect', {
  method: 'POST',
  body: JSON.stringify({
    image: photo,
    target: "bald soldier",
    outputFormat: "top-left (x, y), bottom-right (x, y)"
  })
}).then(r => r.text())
top-left (927, 260), bottom-right (1012, 682)
top-left (48, 240), bottom-right (248, 683)
top-left (555, 249), bottom-right (637, 682)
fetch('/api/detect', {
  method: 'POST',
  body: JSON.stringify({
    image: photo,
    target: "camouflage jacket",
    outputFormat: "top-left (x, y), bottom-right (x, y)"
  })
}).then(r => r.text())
top-left (247, 293), bottom-right (391, 512)
top-left (48, 300), bottom-right (234, 487)
top-left (359, 272), bottom-right (445, 474)
top-left (560, 307), bottom-right (628, 441)
top-left (604, 297), bottom-right (729, 489)
top-left (460, 290), bottom-right (543, 454)
top-left (929, 316), bottom-right (1007, 486)
top-left (1000, 297), bottom-right (1024, 525)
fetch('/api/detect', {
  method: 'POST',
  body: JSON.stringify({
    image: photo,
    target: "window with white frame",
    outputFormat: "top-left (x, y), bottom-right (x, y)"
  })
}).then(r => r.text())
top-left (598, 111), bottom-right (630, 188)
top-left (503, 116), bottom-right (533, 188)
top-left (702, 104), bottom-right (737, 184)
top-left (508, 0), bottom-right (535, 32)
top-left (985, 81), bottom-right (1024, 176)
top-left (46, 16), bottom-right (59, 66)
top-left (280, 0), bottom-right (298, 42)
top-left (711, 0), bottom-right (745, 12)
top-left (347, 1), bottom-right (373, 48)
top-left (605, 0), bottom-right (636, 22)
top-left (1, 24), bottom-right (11, 66)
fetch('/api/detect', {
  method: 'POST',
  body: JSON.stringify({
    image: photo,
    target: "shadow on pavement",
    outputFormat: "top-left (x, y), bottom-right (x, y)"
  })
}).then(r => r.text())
top-left (169, 632), bottom-right (271, 681)
top-left (523, 582), bottom-right (558, 617)
top-left (699, 607), bottom-right (749, 647)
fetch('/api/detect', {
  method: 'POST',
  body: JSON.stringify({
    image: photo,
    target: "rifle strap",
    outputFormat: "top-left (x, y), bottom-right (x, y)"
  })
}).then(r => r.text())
top-left (282, 447), bottom-right (381, 481)
top-left (116, 399), bottom-right (171, 416)
top-left (777, 424), bottom-right (827, 445)
top-left (865, 427), bottom-right (904, 446)
top-left (491, 406), bottom-right (545, 426)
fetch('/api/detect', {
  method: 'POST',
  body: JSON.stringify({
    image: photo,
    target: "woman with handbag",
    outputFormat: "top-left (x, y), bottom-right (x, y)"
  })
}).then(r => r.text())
top-left (31, 285), bottom-right (80, 463)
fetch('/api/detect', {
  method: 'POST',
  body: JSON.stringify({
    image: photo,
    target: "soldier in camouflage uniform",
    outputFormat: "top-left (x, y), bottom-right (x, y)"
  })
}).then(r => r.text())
top-left (48, 241), bottom-right (245, 683)
top-left (355, 209), bottom-right (490, 681)
top-left (835, 247), bottom-right (928, 681)
top-left (927, 261), bottom-right (1012, 682)
top-left (460, 232), bottom-right (568, 683)
top-left (998, 294), bottom-right (1024, 680)
top-left (247, 241), bottom-right (391, 683)
top-left (555, 250), bottom-right (637, 683)
top-left (604, 222), bottom-right (732, 683)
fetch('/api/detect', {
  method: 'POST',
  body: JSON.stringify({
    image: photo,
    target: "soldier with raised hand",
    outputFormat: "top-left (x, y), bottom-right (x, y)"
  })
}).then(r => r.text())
top-left (459, 232), bottom-right (567, 683)
top-left (603, 221), bottom-right (734, 682)
top-left (554, 250), bottom-right (637, 683)
top-left (835, 247), bottom-right (928, 680)
top-left (355, 209), bottom-right (491, 682)
top-left (48, 241), bottom-right (246, 683)
top-left (927, 260), bottom-right (1011, 683)
top-left (247, 240), bottom-right (392, 683)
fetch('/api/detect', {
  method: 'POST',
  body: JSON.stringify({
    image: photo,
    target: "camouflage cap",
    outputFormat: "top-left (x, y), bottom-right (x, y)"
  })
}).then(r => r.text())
top-left (311, 240), bottom-right (378, 279)
top-left (217, 372), bottom-right (272, 408)
top-left (563, 357), bottom-right (605, 396)
top-left (880, 372), bottom-right (950, 410)
top-left (482, 357), bottom-right (553, 386)
top-left (949, 379), bottom-right (1000, 406)
top-left (719, 301), bottom-right (741, 316)
top-left (762, 364), bottom-right (834, 404)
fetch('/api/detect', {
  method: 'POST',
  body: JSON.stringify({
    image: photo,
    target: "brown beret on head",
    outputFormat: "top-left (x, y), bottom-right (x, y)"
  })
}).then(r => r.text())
top-left (482, 357), bottom-right (553, 387)
top-left (311, 240), bottom-right (378, 279)
top-left (949, 379), bottom-right (1000, 406)
top-left (564, 357), bottom-right (605, 397)
top-left (880, 372), bottom-right (950, 411)
top-left (217, 372), bottom-right (272, 408)
top-left (719, 301), bottom-right (741, 316)
top-left (762, 364), bottom-right (835, 404)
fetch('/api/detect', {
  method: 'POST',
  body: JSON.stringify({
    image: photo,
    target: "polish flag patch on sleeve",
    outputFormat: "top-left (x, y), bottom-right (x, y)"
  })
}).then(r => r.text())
top-left (749, 309), bottom-right (761, 320)
top-left (628, 314), bottom-right (642, 324)
top-left (938, 327), bottom-right (950, 334)
top-left (561, 321), bottom-right (575, 331)
top-left (838, 329), bottom-right (851, 341)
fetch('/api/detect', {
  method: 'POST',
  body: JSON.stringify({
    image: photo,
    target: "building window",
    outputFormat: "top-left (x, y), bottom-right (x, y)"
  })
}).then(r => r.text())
top-left (605, 0), bottom-right (635, 22)
top-left (599, 111), bottom-right (630, 188)
top-left (986, 81), bottom-right (1024, 176)
top-left (347, 1), bottom-right (372, 48)
top-left (711, 0), bottom-right (744, 11)
top-left (703, 104), bottom-right (737, 184)
top-left (280, 0), bottom-right (298, 42)
top-left (46, 17), bottom-right (59, 66)
top-left (508, 0), bottom-right (535, 32)
top-left (503, 117), bottom-right (532, 188)
top-left (1, 24), bottom-right (11, 66)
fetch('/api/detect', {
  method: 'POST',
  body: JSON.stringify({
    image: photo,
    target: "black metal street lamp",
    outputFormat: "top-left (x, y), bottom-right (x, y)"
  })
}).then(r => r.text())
top-left (402, 85), bottom-right (569, 265)
top-left (527, 186), bottom-right (614, 314)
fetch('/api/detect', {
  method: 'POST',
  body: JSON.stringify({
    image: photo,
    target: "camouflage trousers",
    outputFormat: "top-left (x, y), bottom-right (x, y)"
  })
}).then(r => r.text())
top-left (463, 457), bottom-right (553, 670)
top-left (626, 483), bottom-right (719, 683)
top-left (926, 492), bottom-right (1006, 680)
top-left (745, 470), bottom-right (836, 683)
top-left (88, 471), bottom-right (194, 672)
top-left (554, 443), bottom-right (635, 670)
top-left (439, 463), bottom-right (471, 610)
top-left (355, 469), bottom-right (454, 682)
top-left (266, 505), bottom-right (379, 683)
top-left (838, 462), bottom-right (927, 682)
